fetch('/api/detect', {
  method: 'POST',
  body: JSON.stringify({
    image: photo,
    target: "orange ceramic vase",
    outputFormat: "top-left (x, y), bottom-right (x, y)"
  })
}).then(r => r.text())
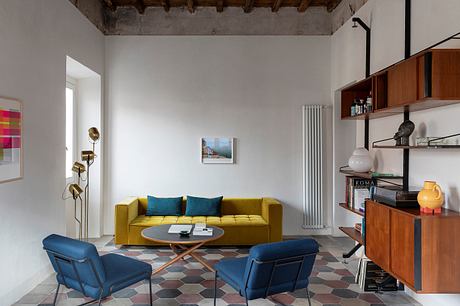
top-left (417, 181), bottom-right (444, 214)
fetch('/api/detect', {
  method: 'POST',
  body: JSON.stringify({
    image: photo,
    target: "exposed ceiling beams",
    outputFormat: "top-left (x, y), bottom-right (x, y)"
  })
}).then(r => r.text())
top-left (298, 0), bottom-right (312, 12)
top-left (103, 0), bottom-right (343, 14)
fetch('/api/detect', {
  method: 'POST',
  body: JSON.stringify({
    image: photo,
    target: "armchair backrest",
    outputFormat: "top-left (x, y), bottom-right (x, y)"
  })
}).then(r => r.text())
top-left (242, 239), bottom-right (319, 298)
top-left (43, 234), bottom-right (106, 294)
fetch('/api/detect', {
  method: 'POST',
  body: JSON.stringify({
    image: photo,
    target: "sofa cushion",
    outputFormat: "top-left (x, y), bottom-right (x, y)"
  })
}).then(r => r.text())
top-left (185, 196), bottom-right (223, 216)
top-left (130, 215), bottom-right (268, 227)
top-left (146, 196), bottom-right (182, 216)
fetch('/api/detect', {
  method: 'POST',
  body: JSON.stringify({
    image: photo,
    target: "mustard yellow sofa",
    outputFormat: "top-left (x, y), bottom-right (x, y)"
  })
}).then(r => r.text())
top-left (114, 197), bottom-right (283, 246)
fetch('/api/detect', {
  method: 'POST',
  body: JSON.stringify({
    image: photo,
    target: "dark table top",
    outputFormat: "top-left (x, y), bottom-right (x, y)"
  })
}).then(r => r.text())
top-left (141, 224), bottom-right (224, 245)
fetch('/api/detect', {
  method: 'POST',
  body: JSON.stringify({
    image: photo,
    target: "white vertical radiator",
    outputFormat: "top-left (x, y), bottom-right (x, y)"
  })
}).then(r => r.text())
top-left (302, 105), bottom-right (325, 229)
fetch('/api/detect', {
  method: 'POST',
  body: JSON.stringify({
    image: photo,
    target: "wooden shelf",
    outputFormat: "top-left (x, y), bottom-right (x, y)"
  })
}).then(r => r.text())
top-left (339, 203), bottom-right (364, 216)
top-left (339, 226), bottom-right (363, 244)
top-left (373, 145), bottom-right (460, 149)
top-left (339, 168), bottom-right (403, 180)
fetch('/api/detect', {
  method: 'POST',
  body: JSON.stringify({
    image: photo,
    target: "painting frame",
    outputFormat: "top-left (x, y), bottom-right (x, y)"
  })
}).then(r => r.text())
top-left (201, 137), bottom-right (235, 164)
top-left (0, 96), bottom-right (23, 184)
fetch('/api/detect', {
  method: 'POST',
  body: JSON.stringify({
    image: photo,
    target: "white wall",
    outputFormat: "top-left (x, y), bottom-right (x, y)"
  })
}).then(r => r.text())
top-left (104, 36), bottom-right (332, 236)
top-left (77, 76), bottom-right (103, 238)
top-left (0, 1), bottom-right (104, 305)
top-left (331, 0), bottom-right (460, 305)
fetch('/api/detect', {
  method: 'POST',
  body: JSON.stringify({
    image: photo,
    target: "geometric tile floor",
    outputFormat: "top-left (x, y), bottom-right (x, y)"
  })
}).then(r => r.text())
top-left (15, 236), bottom-right (421, 306)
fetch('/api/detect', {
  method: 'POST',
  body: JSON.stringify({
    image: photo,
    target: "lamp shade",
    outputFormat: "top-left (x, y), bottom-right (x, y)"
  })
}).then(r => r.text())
top-left (69, 183), bottom-right (83, 199)
top-left (81, 150), bottom-right (96, 162)
top-left (72, 161), bottom-right (86, 174)
top-left (88, 127), bottom-right (100, 143)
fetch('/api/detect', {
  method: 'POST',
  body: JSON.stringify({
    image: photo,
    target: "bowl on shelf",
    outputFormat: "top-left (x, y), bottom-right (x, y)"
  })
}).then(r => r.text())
top-left (348, 147), bottom-right (373, 172)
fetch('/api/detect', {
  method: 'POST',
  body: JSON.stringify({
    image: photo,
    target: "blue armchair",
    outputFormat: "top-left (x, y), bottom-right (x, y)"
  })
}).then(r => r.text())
top-left (214, 238), bottom-right (319, 306)
top-left (43, 234), bottom-right (153, 306)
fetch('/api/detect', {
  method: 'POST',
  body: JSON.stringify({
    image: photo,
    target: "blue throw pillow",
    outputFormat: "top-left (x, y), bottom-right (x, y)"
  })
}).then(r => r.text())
top-left (185, 196), bottom-right (223, 216)
top-left (146, 196), bottom-right (183, 216)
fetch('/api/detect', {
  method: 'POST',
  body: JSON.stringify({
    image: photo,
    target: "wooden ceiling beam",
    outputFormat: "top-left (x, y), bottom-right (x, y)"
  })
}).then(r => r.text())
top-left (134, 0), bottom-right (146, 14)
top-left (103, 0), bottom-right (116, 11)
top-left (187, 0), bottom-right (195, 13)
top-left (243, 0), bottom-right (255, 13)
top-left (272, 0), bottom-right (283, 12)
top-left (298, 0), bottom-right (312, 12)
top-left (216, 0), bottom-right (224, 12)
top-left (161, 0), bottom-right (170, 12)
top-left (326, 0), bottom-right (342, 12)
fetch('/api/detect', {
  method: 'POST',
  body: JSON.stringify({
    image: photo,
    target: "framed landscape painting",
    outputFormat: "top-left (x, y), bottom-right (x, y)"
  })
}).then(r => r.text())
top-left (201, 137), bottom-right (234, 164)
top-left (0, 97), bottom-right (22, 183)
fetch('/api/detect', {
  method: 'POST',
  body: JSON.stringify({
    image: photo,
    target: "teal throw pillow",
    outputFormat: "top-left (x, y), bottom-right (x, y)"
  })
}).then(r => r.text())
top-left (146, 196), bottom-right (182, 216)
top-left (185, 196), bottom-right (223, 217)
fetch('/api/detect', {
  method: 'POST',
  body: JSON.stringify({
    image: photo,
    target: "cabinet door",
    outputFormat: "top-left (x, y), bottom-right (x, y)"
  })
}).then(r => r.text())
top-left (387, 56), bottom-right (418, 107)
top-left (365, 201), bottom-right (390, 271)
top-left (390, 210), bottom-right (415, 288)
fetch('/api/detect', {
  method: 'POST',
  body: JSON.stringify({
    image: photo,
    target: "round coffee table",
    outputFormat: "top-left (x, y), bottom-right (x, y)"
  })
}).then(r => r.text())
top-left (141, 224), bottom-right (224, 274)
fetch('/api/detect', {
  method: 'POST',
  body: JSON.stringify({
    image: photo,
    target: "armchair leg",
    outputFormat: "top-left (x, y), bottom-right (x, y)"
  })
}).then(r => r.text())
top-left (149, 278), bottom-right (153, 306)
top-left (245, 296), bottom-right (249, 306)
top-left (52, 284), bottom-right (60, 306)
top-left (213, 271), bottom-right (218, 306)
top-left (306, 287), bottom-right (312, 306)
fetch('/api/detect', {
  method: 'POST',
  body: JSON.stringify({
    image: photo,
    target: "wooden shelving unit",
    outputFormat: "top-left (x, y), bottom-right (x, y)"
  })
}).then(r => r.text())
top-left (373, 145), bottom-right (460, 149)
top-left (338, 47), bottom-right (460, 293)
top-left (341, 49), bottom-right (460, 121)
top-left (339, 168), bottom-right (403, 180)
top-left (339, 226), bottom-right (363, 244)
top-left (339, 203), bottom-right (364, 217)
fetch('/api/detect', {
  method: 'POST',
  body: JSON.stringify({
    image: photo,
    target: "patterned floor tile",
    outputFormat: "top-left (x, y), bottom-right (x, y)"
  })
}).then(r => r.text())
top-left (17, 236), bottom-right (422, 306)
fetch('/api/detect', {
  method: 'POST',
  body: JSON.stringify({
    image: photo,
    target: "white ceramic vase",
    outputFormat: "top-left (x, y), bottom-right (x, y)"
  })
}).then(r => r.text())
top-left (348, 147), bottom-right (373, 172)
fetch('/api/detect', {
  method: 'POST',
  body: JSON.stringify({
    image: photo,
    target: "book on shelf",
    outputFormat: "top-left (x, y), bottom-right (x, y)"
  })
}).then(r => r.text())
top-left (345, 176), bottom-right (375, 210)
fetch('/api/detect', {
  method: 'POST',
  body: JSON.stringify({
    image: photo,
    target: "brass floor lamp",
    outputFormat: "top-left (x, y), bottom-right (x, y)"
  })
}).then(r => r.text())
top-left (63, 127), bottom-right (100, 241)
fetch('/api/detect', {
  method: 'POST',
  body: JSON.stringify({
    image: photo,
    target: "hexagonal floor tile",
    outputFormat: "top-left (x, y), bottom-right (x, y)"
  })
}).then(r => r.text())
top-left (112, 288), bottom-right (137, 298)
top-left (176, 293), bottom-right (203, 304)
top-left (200, 288), bottom-right (225, 299)
top-left (222, 293), bottom-right (246, 304)
top-left (178, 284), bottom-right (205, 294)
top-left (331, 288), bottom-right (359, 299)
top-left (181, 276), bottom-right (205, 284)
top-left (156, 289), bottom-right (182, 299)
top-left (160, 280), bottom-right (183, 289)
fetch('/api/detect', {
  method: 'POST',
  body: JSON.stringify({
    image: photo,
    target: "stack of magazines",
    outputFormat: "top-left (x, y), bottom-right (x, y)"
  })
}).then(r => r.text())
top-left (192, 223), bottom-right (213, 236)
top-left (355, 255), bottom-right (398, 292)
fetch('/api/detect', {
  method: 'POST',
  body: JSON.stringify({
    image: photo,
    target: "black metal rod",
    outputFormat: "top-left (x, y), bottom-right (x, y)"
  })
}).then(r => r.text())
top-left (364, 118), bottom-right (370, 150)
top-left (342, 243), bottom-right (362, 259)
top-left (403, 111), bottom-right (410, 191)
top-left (405, 0), bottom-right (411, 59)
top-left (352, 17), bottom-right (371, 78)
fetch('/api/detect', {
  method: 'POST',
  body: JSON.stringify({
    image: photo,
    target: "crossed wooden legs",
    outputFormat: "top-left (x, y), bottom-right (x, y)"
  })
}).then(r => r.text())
top-left (153, 242), bottom-right (214, 274)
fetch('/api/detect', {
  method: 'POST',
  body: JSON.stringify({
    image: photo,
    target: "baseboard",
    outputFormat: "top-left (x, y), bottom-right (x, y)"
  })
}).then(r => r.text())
top-left (2, 265), bottom-right (53, 306)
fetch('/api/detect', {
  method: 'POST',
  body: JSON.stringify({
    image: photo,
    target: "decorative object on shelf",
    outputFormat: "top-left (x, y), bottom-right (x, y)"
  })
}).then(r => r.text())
top-left (201, 137), bottom-right (234, 164)
top-left (417, 180), bottom-right (444, 214)
top-left (0, 97), bottom-right (22, 184)
top-left (394, 120), bottom-right (415, 146)
top-left (62, 127), bottom-right (100, 241)
top-left (348, 147), bottom-right (373, 172)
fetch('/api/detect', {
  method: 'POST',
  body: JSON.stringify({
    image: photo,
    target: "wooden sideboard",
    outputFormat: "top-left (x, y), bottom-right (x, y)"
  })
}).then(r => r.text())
top-left (365, 200), bottom-right (460, 293)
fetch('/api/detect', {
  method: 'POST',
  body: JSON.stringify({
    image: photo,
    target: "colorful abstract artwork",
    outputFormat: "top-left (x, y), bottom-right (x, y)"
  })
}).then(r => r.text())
top-left (201, 137), bottom-right (234, 164)
top-left (0, 97), bottom-right (22, 183)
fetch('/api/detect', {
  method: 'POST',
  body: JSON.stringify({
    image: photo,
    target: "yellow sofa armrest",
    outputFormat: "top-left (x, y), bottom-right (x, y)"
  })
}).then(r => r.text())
top-left (261, 198), bottom-right (283, 242)
top-left (114, 197), bottom-right (139, 245)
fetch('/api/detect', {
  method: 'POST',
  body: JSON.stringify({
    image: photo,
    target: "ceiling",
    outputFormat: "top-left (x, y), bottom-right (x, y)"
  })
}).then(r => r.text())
top-left (102, 0), bottom-right (343, 14)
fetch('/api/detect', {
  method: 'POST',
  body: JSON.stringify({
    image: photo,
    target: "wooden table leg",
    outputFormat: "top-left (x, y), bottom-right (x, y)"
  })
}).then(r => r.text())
top-left (175, 244), bottom-right (215, 272)
top-left (154, 242), bottom-right (205, 274)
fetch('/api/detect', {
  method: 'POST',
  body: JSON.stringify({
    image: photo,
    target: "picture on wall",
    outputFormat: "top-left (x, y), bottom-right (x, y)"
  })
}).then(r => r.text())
top-left (0, 97), bottom-right (22, 183)
top-left (201, 137), bottom-right (234, 164)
